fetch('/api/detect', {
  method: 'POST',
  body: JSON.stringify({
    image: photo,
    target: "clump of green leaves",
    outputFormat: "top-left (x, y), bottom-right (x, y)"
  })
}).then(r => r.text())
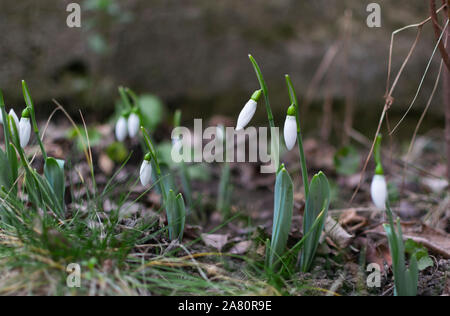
top-left (247, 56), bottom-right (331, 273)
top-left (384, 204), bottom-right (419, 296)
top-left (141, 127), bottom-right (186, 242)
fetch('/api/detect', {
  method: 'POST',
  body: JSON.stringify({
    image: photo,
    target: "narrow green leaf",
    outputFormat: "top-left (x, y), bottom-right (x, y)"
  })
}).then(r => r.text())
top-left (268, 167), bottom-right (294, 270)
top-left (300, 171), bottom-right (330, 272)
top-left (44, 157), bottom-right (65, 211)
top-left (166, 190), bottom-right (186, 242)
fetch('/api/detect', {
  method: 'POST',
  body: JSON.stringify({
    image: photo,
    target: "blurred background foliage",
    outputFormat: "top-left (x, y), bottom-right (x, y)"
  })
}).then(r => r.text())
top-left (0, 0), bottom-right (444, 136)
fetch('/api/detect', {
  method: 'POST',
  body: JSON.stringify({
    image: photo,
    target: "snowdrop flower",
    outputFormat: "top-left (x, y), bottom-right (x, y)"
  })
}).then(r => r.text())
top-left (0, 110), bottom-right (3, 125)
top-left (140, 153), bottom-right (153, 187)
top-left (9, 109), bottom-right (19, 129)
top-left (371, 164), bottom-right (387, 210)
top-left (236, 90), bottom-right (262, 131)
top-left (19, 108), bottom-right (31, 148)
top-left (283, 105), bottom-right (297, 151)
top-left (127, 109), bottom-right (140, 138)
top-left (115, 114), bottom-right (128, 142)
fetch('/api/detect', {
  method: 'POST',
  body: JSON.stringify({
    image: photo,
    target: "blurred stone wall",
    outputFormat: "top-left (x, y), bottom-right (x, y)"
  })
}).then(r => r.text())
top-left (0, 0), bottom-right (444, 124)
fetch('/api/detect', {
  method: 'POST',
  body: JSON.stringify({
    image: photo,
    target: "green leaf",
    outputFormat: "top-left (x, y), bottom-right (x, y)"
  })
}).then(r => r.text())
top-left (166, 190), bottom-right (186, 242)
top-left (138, 94), bottom-right (165, 131)
top-left (333, 146), bottom-right (360, 176)
top-left (106, 141), bottom-right (129, 163)
top-left (0, 149), bottom-right (11, 190)
top-left (44, 157), bottom-right (65, 210)
top-left (67, 126), bottom-right (102, 152)
top-left (267, 166), bottom-right (294, 270)
top-left (417, 256), bottom-right (433, 271)
top-left (300, 172), bottom-right (331, 272)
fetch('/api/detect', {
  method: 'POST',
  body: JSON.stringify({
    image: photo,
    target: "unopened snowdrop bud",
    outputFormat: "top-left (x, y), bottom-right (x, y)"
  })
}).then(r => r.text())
top-left (140, 153), bottom-right (153, 187)
top-left (115, 114), bottom-right (128, 142)
top-left (19, 108), bottom-right (31, 148)
top-left (8, 109), bottom-right (20, 137)
top-left (284, 105), bottom-right (297, 151)
top-left (371, 164), bottom-right (387, 210)
top-left (9, 109), bottom-right (19, 129)
top-left (236, 89), bottom-right (262, 131)
top-left (127, 109), bottom-right (140, 138)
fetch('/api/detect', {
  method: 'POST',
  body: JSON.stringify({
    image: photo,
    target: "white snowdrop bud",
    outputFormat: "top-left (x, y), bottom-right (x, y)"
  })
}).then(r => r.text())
top-left (127, 111), bottom-right (140, 138)
top-left (18, 108), bottom-right (31, 148)
top-left (0, 110), bottom-right (3, 125)
top-left (9, 109), bottom-right (19, 129)
top-left (140, 154), bottom-right (153, 187)
top-left (115, 116), bottom-right (128, 142)
top-left (283, 105), bottom-right (297, 151)
top-left (236, 90), bottom-right (262, 131)
top-left (371, 174), bottom-right (387, 210)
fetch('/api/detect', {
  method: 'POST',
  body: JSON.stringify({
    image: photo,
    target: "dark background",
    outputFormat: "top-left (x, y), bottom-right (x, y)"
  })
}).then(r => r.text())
top-left (0, 0), bottom-right (445, 136)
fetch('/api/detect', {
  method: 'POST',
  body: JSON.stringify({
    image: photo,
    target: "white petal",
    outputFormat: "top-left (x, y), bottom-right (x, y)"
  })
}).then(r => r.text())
top-left (0, 110), bottom-right (3, 124)
top-left (115, 117), bottom-right (128, 142)
top-left (19, 117), bottom-right (31, 148)
top-left (140, 160), bottom-right (152, 187)
top-left (9, 110), bottom-right (19, 129)
top-left (371, 175), bottom-right (387, 210)
top-left (284, 116), bottom-right (297, 151)
top-left (127, 113), bottom-right (140, 138)
top-left (236, 99), bottom-right (257, 131)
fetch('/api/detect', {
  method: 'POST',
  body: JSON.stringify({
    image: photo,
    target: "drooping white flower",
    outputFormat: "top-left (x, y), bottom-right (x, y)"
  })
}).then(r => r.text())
top-left (115, 116), bottom-right (128, 142)
top-left (19, 118), bottom-right (31, 148)
top-left (0, 110), bottom-right (3, 125)
top-left (140, 154), bottom-right (153, 187)
top-left (18, 108), bottom-right (31, 148)
top-left (284, 105), bottom-right (298, 151)
top-left (9, 109), bottom-right (19, 130)
top-left (371, 174), bottom-right (387, 210)
top-left (236, 90), bottom-right (262, 131)
top-left (127, 111), bottom-right (140, 138)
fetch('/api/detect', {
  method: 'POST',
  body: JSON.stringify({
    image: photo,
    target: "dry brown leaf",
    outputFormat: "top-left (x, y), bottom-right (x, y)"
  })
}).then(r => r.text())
top-left (366, 221), bottom-right (450, 259)
top-left (229, 241), bottom-right (252, 255)
top-left (339, 209), bottom-right (368, 232)
top-left (99, 153), bottom-right (114, 175)
top-left (324, 216), bottom-right (353, 248)
top-left (201, 234), bottom-right (229, 251)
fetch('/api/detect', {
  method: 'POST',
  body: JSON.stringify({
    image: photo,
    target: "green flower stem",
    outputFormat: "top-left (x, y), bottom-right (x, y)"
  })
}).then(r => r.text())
top-left (119, 86), bottom-right (133, 110)
top-left (248, 55), bottom-right (275, 129)
top-left (249, 55), bottom-right (280, 170)
top-left (0, 91), bottom-right (18, 193)
top-left (22, 81), bottom-right (47, 160)
top-left (285, 75), bottom-right (309, 197)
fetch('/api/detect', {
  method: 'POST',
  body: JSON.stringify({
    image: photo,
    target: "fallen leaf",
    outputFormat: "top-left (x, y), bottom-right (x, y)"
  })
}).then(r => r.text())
top-left (324, 216), bottom-right (353, 248)
top-left (366, 221), bottom-right (450, 259)
top-left (99, 153), bottom-right (114, 175)
top-left (201, 234), bottom-right (229, 251)
top-left (229, 241), bottom-right (252, 255)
